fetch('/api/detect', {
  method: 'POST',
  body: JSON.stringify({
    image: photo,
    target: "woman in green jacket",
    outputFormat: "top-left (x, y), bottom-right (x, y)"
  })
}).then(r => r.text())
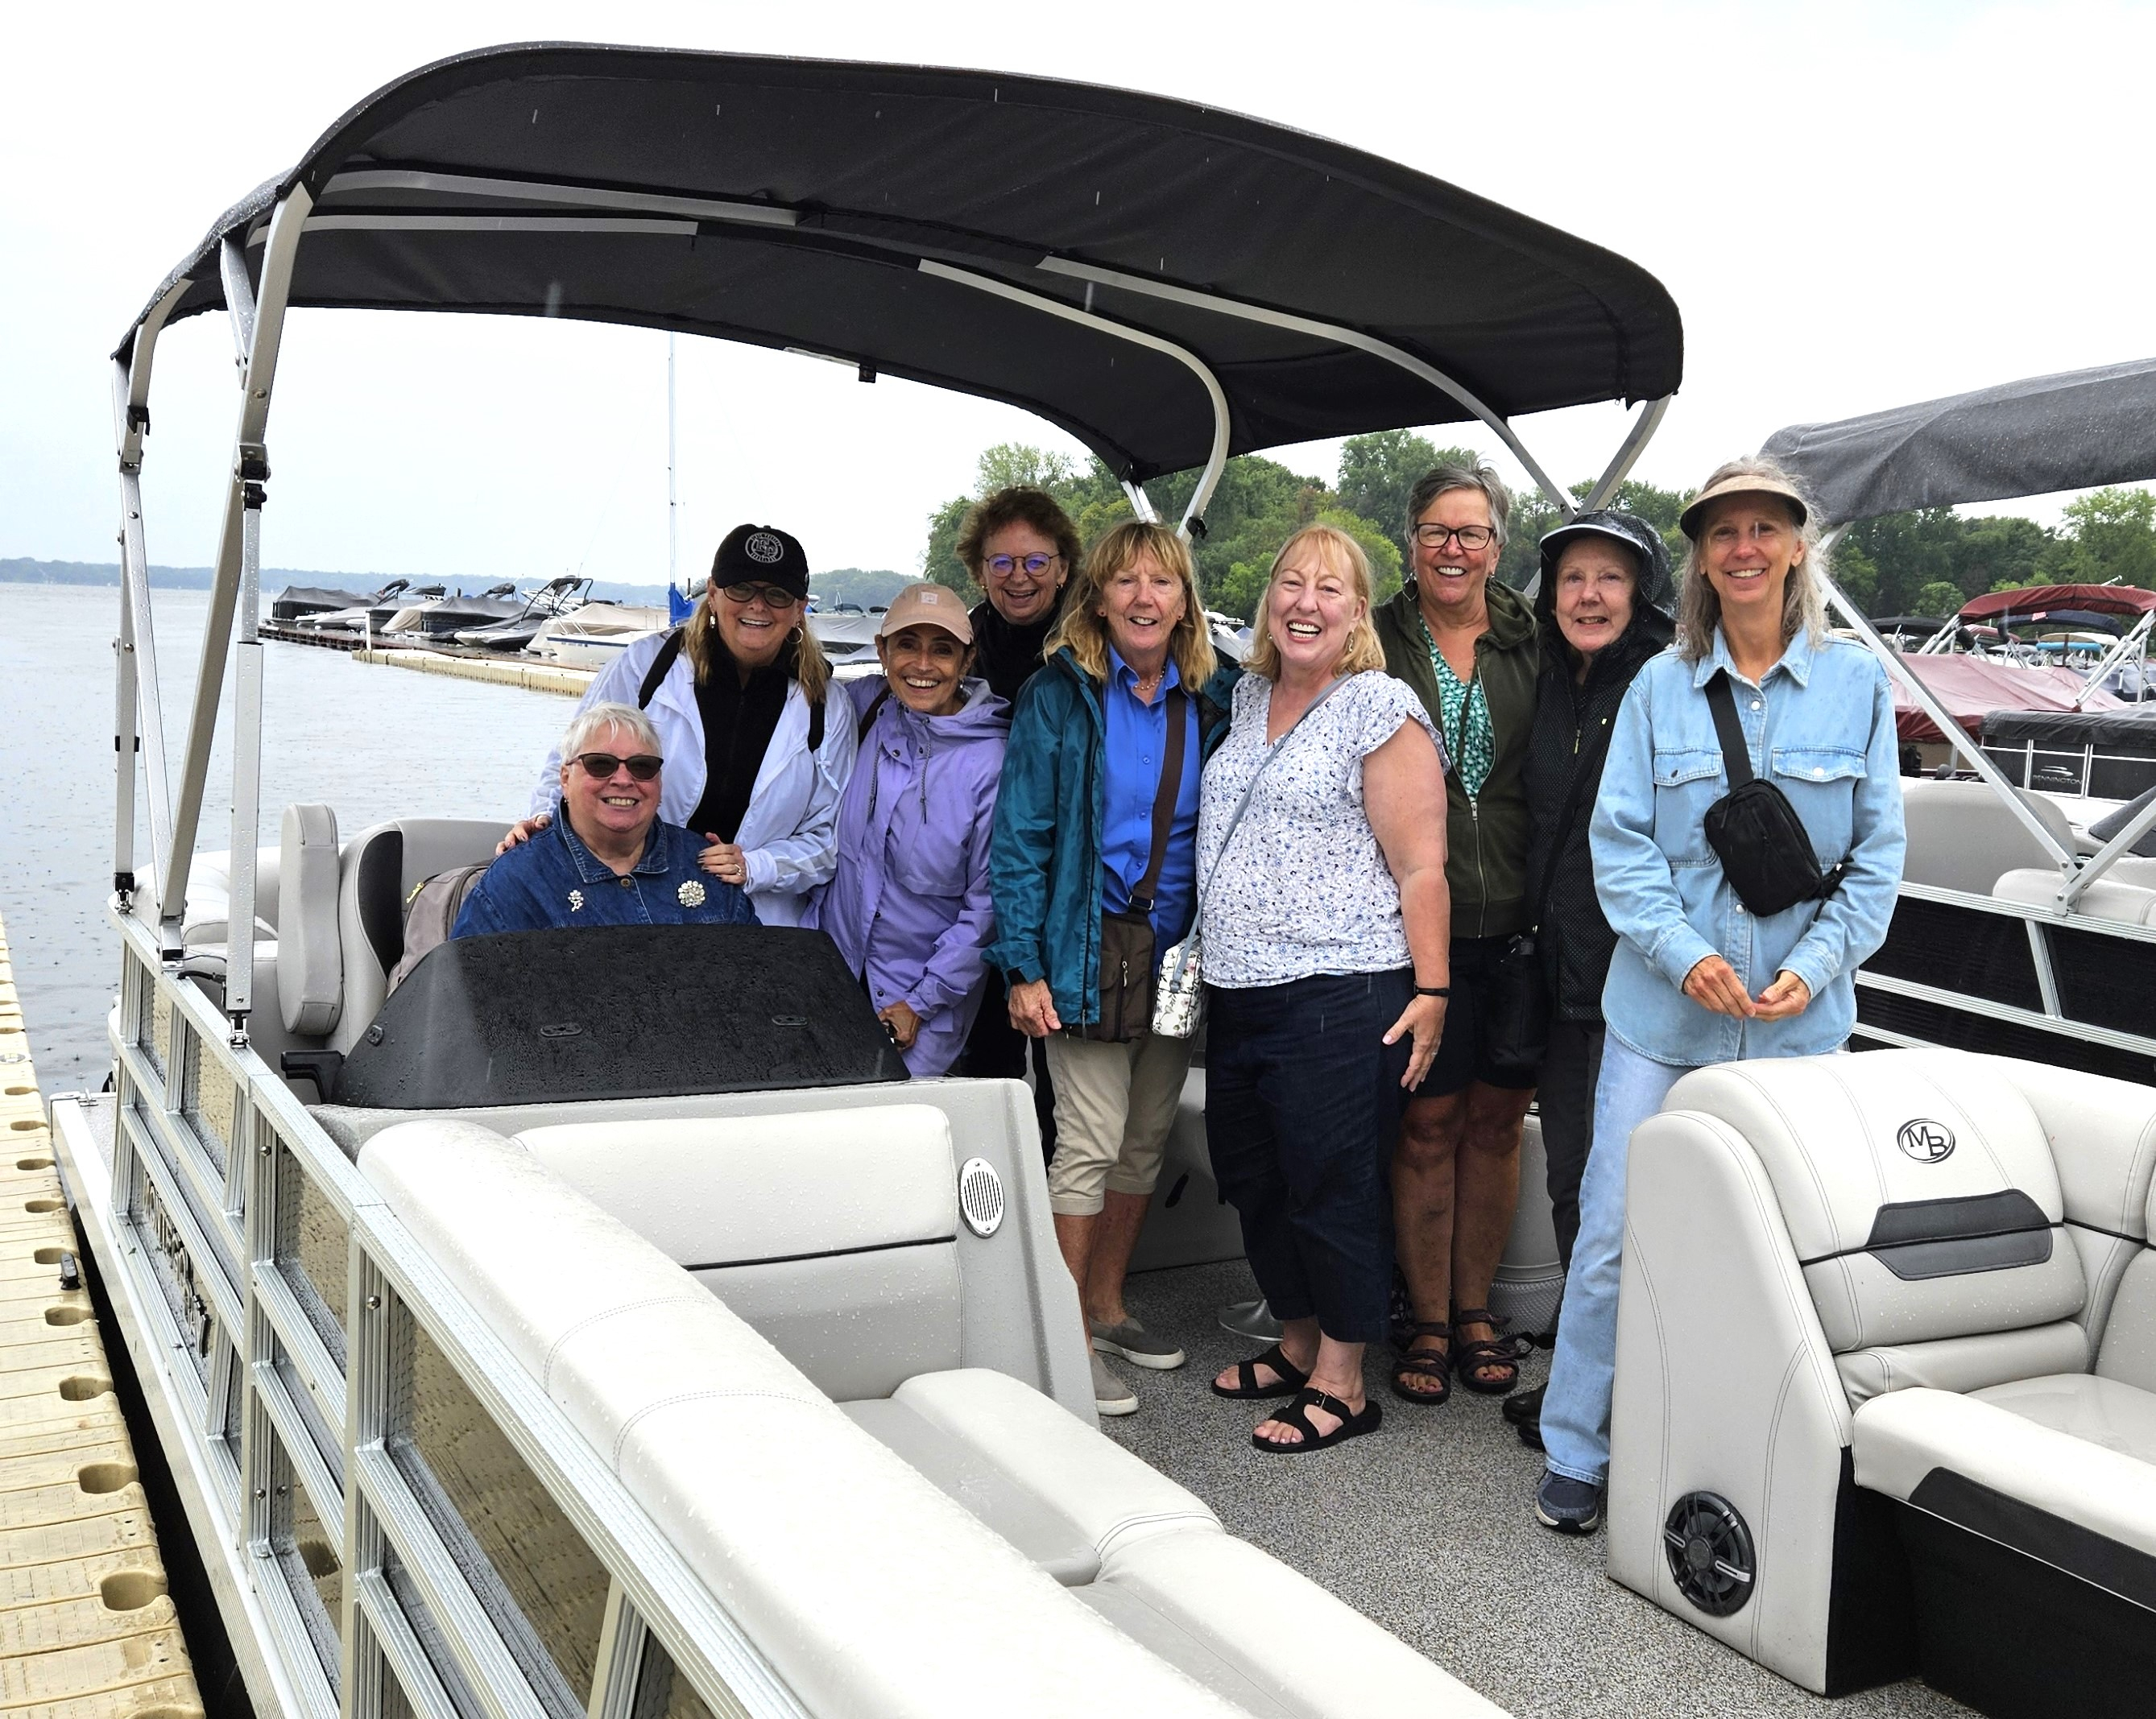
top-left (1372, 461), bottom-right (1541, 1407)
top-left (987, 521), bottom-right (1237, 1418)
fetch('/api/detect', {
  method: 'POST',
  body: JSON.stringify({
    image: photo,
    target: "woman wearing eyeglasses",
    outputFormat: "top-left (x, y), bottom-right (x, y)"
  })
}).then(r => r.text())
top-left (958, 486), bottom-right (1079, 704)
top-left (509, 523), bottom-right (859, 927)
top-left (1372, 461), bottom-right (1541, 1408)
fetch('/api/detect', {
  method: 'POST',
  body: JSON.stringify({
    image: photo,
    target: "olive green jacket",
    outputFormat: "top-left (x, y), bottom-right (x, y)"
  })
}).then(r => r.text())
top-left (1375, 578), bottom-right (1540, 940)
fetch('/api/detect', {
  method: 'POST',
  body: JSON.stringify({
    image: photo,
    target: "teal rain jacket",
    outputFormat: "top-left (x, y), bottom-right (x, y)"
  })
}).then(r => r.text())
top-left (987, 647), bottom-right (1237, 1029)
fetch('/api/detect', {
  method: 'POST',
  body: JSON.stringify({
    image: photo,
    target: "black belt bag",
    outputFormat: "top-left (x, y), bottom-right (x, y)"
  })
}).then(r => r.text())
top-left (1703, 671), bottom-right (1848, 918)
top-left (1074, 685), bottom-right (1189, 1043)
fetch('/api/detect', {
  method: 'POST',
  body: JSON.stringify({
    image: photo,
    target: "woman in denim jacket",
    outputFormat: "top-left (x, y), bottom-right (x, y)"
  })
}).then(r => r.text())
top-left (1533, 457), bottom-right (1906, 1536)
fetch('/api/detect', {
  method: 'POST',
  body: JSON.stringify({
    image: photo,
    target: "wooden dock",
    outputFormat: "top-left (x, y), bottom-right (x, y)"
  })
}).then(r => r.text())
top-left (0, 915), bottom-right (202, 1719)
top-left (352, 647), bottom-right (596, 696)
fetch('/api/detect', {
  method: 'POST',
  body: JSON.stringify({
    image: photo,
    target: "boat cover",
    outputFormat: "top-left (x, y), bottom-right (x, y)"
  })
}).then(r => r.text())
top-left (1761, 357), bottom-right (2156, 526)
top-left (118, 43), bottom-right (1681, 485)
top-left (1980, 705), bottom-right (2156, 754)
top-left (1890, 654), bottom-right (2121, 744)
top-left (1956, 585), bottom-right (2156, 624)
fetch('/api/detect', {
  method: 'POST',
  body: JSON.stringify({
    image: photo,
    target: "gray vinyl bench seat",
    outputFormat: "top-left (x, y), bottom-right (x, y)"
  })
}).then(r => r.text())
top-left (360, 1104), bottom-right (1501, 1718)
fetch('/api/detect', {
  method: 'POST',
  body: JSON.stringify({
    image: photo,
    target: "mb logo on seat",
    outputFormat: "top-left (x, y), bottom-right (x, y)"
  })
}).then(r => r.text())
top-left (1897, 1119), bottom-right (1955, 1163)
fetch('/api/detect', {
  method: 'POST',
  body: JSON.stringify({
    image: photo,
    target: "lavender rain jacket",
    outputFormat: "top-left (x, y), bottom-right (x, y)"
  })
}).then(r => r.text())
top-left (806, 676), bottom-right (1010, 1076)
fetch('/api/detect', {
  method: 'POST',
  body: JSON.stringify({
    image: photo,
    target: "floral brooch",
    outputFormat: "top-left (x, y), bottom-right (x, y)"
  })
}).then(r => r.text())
top-left (567, 889), bottom-right (585, 912)
top-left (677, 879), bottom-right (707, 907)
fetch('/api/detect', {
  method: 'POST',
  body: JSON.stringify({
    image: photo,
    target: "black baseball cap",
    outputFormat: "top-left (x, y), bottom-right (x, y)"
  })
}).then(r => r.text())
top-left (712, 523), bottom-right (810, 601)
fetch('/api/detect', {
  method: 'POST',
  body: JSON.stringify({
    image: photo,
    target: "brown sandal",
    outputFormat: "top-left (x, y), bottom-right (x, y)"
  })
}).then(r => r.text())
top-left (1389, 1320), bottom-right (1452, 1405)
top-left (1451, 1306), bottom-right (1524, 1396)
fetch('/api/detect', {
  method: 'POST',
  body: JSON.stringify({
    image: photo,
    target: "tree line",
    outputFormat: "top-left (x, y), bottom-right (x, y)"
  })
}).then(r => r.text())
top-left (919, 437), bottom-right (2156, 626)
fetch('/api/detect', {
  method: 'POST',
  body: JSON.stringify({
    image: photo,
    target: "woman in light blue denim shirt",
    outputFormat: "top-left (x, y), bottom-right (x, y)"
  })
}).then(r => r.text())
top-left (1533, 457), bottom-right (1907, 1536)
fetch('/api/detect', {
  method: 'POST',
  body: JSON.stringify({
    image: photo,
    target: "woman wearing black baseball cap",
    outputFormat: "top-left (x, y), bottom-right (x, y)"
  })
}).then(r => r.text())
top-left (509, 523), bottom-right (859, 926)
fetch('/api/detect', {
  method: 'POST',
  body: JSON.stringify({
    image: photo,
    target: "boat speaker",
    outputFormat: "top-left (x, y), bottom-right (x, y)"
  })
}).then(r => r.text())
top-left (958, 1158), bottom-right (1005, 1238)
top-left (1664, 1492), bottom-right (1756, 1617)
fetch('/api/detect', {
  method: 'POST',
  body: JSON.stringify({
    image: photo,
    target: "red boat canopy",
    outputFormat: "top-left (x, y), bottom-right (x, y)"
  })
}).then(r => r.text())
top-left (1957, 585), bottom-right (2156, 624)
top-left (1892, 654), bottom-right (2122, 744)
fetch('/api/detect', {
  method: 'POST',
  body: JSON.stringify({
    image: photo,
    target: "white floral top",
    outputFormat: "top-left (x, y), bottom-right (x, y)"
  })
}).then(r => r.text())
top-left (1196, 671), bottom-right (1443, 989)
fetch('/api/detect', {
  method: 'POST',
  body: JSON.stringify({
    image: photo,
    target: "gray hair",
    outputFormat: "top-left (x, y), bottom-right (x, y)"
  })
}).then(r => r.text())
top-left (1406, 461), bottom-right (1513, 548)
top-left (561, 700), bottom-right (662, 761)
top-left (1676, 457), bottom-right (1829, 663)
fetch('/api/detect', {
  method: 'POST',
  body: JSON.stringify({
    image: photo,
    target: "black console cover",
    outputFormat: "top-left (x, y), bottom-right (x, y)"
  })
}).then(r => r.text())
top-left (333, 925), bottom-right (908, 1108)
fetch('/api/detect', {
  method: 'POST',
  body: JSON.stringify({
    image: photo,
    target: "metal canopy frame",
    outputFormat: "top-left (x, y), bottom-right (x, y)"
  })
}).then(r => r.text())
top-left (114, 157), bottom-right (1672, 1040)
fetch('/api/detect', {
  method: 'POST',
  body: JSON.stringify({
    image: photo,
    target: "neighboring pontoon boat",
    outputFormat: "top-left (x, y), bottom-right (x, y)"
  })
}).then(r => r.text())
top-left (64, 42), bottom-right (1690, 1719)
top-left (1765, 361), bottom-right (2156, 1085)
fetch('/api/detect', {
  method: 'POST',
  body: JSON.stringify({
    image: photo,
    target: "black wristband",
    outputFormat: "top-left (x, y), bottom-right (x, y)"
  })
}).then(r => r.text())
top-left (1415, 985), bottom-right (1451, 998)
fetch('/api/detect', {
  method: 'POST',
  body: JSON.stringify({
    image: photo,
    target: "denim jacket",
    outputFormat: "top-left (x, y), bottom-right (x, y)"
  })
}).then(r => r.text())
top-left (1591, 628), bottom-right (1906, 1064)
top-left (453, 816), bottom-right (757, 937)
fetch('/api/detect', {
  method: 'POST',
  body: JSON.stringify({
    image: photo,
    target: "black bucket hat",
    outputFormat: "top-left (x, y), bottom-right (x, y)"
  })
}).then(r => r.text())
top-left (712, 523), bottom-right (811, 601)
top-left (1537, 508), bottom-right (1669, 587)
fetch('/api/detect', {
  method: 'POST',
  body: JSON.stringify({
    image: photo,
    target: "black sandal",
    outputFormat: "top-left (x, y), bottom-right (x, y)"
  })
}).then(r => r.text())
top-left (1389, 1320), bottom-right (1452, 1406)
top-left (1252, 1386), bottom-right (1381, 1453)
top-left (1451, 1307), bottom-right (1525, 1396)
top-left (1211, 1342), bottom-right (1310, 1400)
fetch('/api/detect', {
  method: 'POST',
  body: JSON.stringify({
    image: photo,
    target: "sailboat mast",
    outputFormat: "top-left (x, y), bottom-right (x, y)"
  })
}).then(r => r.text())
top-left (667, 333), bottom-right (679, 593)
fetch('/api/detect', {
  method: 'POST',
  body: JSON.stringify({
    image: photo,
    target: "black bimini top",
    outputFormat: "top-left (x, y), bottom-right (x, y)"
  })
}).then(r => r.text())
top-left (122, 43), bottom-right (1681, 485)
top-left (1761, 357), bottom-right (2156, 528)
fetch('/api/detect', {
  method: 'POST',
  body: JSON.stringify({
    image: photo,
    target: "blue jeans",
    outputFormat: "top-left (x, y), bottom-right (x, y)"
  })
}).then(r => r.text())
top-left (1539, 1035), bottom-right (1687, 1486)
top-left (1205, 970), bottom-right (1413, 1345)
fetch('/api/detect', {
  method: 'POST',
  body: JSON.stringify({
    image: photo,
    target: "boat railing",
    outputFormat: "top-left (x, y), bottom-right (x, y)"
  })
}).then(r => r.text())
top-left (104, 909), bottom-right (806, 1719)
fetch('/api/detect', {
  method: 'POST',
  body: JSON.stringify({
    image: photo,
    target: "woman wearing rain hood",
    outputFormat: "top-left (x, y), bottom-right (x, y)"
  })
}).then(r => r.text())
top-left (807, 584), bottom-right (1010, 1078)
top-left (1501, 510), bottom-right (1674, 1454)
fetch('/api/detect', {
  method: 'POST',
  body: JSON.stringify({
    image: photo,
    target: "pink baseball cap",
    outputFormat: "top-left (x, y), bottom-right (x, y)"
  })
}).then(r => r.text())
top-left (878, 581), bottom-right (975, 644)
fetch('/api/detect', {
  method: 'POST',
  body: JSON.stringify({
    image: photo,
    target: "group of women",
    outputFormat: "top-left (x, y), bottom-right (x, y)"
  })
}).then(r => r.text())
top-left (511, 452), bottom-right (1907, 1519)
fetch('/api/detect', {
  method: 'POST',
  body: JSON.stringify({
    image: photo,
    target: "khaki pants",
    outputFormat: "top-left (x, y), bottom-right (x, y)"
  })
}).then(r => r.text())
top-left (1042, 1031), bottom-right (1193, 1217)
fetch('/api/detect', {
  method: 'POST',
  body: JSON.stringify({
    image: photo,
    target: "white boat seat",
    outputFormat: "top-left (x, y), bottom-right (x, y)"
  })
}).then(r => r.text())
top-left (331, 815), bottom-right (512, 1051)
top-left (1853, 1379), bottom-right (2156, 1584)
top-left (1607, 1048), bottom-right (2156, 1706)
top-left (279, 804), bottom-right (344, 1035)
top-left (358, 1118), bottom-right (1504, 1718)
top-left (515, 1109), bottom-right (965, 1403)
top-left (1993, 866), bottom-right (2156, 925)
top-left (1902, 776), bottom-right (2080, 893)
top-left (843, 1369), bottom-right (1219, 1586)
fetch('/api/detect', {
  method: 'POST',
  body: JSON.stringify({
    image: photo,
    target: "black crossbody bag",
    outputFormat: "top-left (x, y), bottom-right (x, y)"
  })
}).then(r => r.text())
top-left (1703, 671), bottom-right (1848, 917)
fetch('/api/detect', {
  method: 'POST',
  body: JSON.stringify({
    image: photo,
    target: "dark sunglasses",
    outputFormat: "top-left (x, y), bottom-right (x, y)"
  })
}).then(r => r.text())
top-left (720, 581), bottom-right (801, 609)
top-left (573, 752), bottom-right (664, 782)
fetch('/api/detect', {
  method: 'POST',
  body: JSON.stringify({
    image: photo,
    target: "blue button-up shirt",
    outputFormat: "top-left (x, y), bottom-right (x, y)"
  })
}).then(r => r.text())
top-left (1099, 649), bottom-right (1202, 944)
top-left (453, 815), bottom-right (758, 938)
top-left (1591, 628), bottom-right (1906, 1065)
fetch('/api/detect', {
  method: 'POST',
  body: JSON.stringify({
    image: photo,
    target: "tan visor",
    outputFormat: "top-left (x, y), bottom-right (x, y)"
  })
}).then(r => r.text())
top-left (1679, 473), bottom-right (1810, 541)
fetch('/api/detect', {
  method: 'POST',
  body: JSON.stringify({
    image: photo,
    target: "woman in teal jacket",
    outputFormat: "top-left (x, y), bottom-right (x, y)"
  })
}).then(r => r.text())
top-left (987, 521), bottom-right (1237, 1416)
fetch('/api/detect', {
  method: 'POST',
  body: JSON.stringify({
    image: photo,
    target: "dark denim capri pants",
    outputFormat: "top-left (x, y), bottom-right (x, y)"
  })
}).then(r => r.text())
top-left (1204, 968), bottom-right (1413, 1345)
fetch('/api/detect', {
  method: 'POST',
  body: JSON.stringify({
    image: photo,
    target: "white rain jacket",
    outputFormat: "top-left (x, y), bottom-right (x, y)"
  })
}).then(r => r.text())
top-left (530, 629), bottom-right (859, 926)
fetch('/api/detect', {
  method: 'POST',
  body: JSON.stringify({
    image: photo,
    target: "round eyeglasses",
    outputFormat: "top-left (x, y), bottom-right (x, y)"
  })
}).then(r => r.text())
top-left (983, 552), bottom-right (1062, 578)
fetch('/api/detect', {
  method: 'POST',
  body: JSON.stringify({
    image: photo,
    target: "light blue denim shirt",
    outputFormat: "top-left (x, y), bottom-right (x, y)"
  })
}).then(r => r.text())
top-left (1591, 627), bottom-right (1906, 1065)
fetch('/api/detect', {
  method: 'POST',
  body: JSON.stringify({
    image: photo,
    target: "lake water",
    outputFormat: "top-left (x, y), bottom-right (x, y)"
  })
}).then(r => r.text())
top-left (0, 582), bottom-right (573, 1089)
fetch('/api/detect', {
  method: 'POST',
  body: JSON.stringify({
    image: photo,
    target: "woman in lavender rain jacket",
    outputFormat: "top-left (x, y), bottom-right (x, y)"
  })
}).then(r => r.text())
top-left (807, 583), bottom-right (1010, 1077)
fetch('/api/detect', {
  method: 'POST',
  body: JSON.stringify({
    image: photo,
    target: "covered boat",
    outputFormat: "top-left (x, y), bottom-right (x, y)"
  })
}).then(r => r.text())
top-left (81, 41), bottom-right (1720, 1719)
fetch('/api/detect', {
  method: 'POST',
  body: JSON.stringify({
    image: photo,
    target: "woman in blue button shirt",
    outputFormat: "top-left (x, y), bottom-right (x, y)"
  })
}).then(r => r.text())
top-left (1533, 458), bottom-right (1906, 1536)
top-left (988, 520), bottom-right (1238, 1417)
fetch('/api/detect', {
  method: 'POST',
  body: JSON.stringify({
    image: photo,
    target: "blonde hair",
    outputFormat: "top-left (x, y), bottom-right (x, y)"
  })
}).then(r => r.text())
top-left (1243, 524), bottom-right (1387, 681)
top-left (681, 587), bottom-right (831, 705)
top-left (1045, 520), bottom-right (1216, 688)
top-left (1677, 457), bottom-right (1829, 663)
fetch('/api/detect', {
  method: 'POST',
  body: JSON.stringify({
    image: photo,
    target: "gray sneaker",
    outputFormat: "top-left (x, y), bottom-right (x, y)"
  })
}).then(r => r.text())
top-left (1536, 1469), bottom-right (1603, 1535)
top-left (1090, 1316), bottom-right (1187, 1370)
top-left (1218, 1297), bottom-right (1284, 1341)
top-left (1091, 1349), bottom-right (1138, 1416)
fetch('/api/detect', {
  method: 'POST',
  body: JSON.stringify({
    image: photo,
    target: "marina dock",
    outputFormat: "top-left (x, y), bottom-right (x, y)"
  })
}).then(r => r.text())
top-left (353, 647), bottom-right (595, 696)
top-left (0, 914), bottom-right (201, 1719)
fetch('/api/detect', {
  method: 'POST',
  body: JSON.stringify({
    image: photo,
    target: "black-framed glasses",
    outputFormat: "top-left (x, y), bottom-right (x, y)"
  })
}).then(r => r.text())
top-left (1413, 523), bottom-right (1496, 552)
top-left (983, 552), bottom-right (1061, 577)
top-left (720, 581), bottom-right (801, 609)
top-left (573, 752), bottom-right (664, 782)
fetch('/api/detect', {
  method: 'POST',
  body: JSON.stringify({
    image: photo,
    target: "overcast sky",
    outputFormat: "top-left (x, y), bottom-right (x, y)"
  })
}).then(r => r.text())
top-left (8, 1), bottom-right (2155, 588)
